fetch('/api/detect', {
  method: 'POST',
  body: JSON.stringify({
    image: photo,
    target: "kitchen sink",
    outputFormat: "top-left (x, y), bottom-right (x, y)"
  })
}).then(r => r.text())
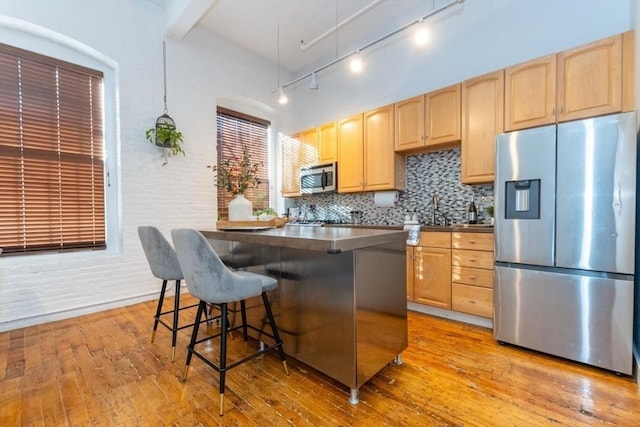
top-left (453, 223), bottom-right (494, 228)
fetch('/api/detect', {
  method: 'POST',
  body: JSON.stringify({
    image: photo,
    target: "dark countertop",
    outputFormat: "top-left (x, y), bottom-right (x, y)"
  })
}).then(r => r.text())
top-left (202, 227), bottom-right (407, 254)
top-left (326, 224), bottom-right (494, 233)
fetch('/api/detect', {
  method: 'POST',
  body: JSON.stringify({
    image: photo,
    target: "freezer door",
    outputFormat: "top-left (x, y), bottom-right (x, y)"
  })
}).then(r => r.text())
top-left (495, 125), bottom-right (556, 266)
top-left (494, 266), bottom-right (634, 375)
top-left (556, 112), bottom-right (636, 274)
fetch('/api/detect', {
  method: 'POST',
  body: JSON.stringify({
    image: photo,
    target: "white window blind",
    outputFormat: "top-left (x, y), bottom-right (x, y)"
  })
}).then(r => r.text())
top-left (216, 107), bottom-right (270, 219)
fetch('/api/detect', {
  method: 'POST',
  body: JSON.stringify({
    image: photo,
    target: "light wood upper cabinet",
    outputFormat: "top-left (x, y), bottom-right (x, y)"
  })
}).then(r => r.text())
top-left (558, 33), bottom-right (623, 122)
top-left (281, 133), bottom-right (302, 197)
top-left (394, 95), bottom-right (424, 151)
top-left (298, 127), bottom-right (319, 168)
top-left (318, 122), bottom-right (337, 164)
top-left (506, 32), bottom-right (633, 131)
top-left (461, 70), bottom-right (504, 184)
top-left (364, 104), bottom-right (405, 191)
top-left (281, 128), bottom-right (318, 197)
top-left (337, 114), bottom-right (364, 193)
top-left (426, 84), bottom-right (461, 146)
top-left (394, 84), bottom-right (461, 153)
top-left (505, 55), bottom-right (557, 131)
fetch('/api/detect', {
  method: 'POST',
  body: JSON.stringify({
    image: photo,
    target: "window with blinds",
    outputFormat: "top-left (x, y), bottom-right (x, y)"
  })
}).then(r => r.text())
top-left (0, 43), bottom-right (105, 255)
top-left (216, 107), bottom-right (270, 219)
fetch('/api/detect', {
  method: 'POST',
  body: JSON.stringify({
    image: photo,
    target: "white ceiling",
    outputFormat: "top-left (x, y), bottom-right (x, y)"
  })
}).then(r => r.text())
top-left (163, 0), bottom-right (447, 77)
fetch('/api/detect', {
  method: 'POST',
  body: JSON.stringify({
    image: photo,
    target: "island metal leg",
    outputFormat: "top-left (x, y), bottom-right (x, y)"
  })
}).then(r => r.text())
top-left (349, 388), bottom-right (359, 404)
top-left (395, 354), bottom-right (403, 365)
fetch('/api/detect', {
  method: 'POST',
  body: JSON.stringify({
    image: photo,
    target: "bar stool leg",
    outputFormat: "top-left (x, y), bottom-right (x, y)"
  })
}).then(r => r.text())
top-left (240, 300), bottom-right (249, 345)
top-left (183, 300), bottom-right (206, 381)
top-left (151, 279), bottom-right (168, 343)
top-left (219, 303), bottom-right (228, 416)
top-left (171, 279), bottom-right (181, 362)
top-left (261, 292), bottom-right (289, 376)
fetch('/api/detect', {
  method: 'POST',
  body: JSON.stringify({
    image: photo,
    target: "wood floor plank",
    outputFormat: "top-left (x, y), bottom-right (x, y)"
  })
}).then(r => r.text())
top-left (1, 294), bottom-right (639, 426)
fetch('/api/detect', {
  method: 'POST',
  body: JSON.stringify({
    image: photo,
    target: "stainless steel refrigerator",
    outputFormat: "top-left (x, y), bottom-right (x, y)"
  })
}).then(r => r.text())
top-left (494, 111), bottom-right (637, 375)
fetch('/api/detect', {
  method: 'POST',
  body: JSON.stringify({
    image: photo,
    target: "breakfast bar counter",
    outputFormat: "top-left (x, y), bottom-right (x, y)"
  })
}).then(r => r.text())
top-left (202, 227), bottom-right (408, 403)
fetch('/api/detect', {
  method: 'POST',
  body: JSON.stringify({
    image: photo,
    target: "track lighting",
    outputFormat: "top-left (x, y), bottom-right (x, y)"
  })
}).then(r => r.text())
top-left (274, 0), bottom-right (464, 104)
top-left (278, 87), bottom-right (288, 105)
top-left (414, 19), bottom-right (429, 46)
top-left (349, 51), bottom-right (363, 74)
top-left (309, 72), bottom-right (319, 90)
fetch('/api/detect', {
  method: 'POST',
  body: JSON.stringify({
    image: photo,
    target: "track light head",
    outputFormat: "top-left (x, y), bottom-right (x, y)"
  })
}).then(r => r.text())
top-left (278, 87), bottom-right (288, 105)
top-left (349, 51), bottom-right (363, 74)
top-left (309, 72), bottom-right (319, 90)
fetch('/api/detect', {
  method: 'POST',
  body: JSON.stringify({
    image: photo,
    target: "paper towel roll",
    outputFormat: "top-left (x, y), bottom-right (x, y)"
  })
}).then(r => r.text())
top-left (373, 191), bottom-right (398, 207)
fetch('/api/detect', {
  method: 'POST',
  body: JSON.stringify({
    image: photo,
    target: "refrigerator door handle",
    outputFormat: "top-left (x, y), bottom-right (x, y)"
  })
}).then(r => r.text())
top-left (614, 185), bottom-right (622, 213)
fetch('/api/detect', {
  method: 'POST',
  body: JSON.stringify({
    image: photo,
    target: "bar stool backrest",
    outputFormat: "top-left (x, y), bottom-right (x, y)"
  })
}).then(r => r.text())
top-left (138, 226), bottom-right (183, 281)
top-left (171, 228), bottom-right (262, 304)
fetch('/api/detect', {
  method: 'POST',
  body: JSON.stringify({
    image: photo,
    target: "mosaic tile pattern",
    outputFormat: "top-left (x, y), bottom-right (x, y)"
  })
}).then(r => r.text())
top-left (287, 147), bottom-right (495, 226)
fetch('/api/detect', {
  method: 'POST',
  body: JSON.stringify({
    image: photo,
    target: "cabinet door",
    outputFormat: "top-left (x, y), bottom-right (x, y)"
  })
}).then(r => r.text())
top-left (364, 104), bottom-right (400, 191)
top-left (452, 283), bottom-right (493, 318)
top-left (426, 84), bottom-right (461, 146)
top-left (406, 246), bottom-right (415, 301)
top-left (414, 246), bottom-right (451, 309)
top-left (505, 55), bottom-right (557, 131)
top-left (557, 33), bottom-right (622, 122)
top-left (452, 232), bottom-right (493, 251)
top-left (281, 133), bottom-right (301, 196)
top-left (394, 95), bottom-right (425, 152)
top-left (461, 70), bottom-right (504, 184)
top-left (318, 122), bottom-right (337, 163)
top-left (299, 128), bottom-right (319, 168)
top-left (337, 114), bottom-right (364, 193)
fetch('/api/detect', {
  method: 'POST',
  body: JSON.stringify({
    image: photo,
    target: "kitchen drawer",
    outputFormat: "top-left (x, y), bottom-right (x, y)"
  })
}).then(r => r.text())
top-left (452, 232), bottom-right (493, 251)
top-left (452, 283), bottom-right (493, 318)
top-left (452, 249), bottom-right (494, 270)
top-left (452, 265), bottom-right (494, 288)
top-left (419, 231), bottom-right (451, 249)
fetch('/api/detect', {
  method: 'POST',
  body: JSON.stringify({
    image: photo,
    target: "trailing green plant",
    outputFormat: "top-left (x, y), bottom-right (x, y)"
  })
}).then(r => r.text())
top-left (145, 125), bottom-right (185, 165)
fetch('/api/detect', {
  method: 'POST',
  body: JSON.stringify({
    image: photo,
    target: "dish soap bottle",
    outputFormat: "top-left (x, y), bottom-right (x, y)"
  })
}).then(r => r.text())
top-left (467, 196), bottom-right (477, 224)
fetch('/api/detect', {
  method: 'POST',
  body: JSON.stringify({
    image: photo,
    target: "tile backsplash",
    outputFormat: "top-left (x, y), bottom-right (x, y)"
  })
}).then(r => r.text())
top-left (286, 147), bottom-right (494, 226)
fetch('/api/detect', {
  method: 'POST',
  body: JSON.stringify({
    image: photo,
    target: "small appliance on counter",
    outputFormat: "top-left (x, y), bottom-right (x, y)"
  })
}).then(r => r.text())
top-left (403, 214), bottom-right (420, 246)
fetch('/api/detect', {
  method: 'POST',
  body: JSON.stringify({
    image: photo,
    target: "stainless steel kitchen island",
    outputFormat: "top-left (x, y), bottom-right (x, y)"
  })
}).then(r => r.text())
top-left (201, 227), bottom-right (408, 403)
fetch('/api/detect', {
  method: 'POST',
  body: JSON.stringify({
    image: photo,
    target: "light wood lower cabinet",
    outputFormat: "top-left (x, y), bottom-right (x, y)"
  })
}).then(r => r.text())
top-left (407, 231), bottom-right (494, 320)
top-left (451, 232), bottom-right (494, 318)
top-left (412, 232), bottom-right (451, 309)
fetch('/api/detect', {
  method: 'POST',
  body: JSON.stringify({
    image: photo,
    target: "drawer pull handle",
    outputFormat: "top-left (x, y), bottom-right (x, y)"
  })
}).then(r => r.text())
top-left (468, 275), bottom-right (476, 279)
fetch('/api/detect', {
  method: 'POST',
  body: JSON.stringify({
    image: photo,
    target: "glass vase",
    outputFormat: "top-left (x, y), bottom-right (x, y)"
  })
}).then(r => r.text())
top-left (228, 194), bottom-right (252, 221)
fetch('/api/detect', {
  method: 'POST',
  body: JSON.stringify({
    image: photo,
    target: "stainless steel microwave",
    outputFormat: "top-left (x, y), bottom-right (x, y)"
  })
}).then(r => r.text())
top-left (300, 162), bottom-right (337, 194)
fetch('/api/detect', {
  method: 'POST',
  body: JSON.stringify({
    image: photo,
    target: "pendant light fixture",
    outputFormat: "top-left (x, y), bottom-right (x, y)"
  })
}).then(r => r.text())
top-left (276, 25), bottom-right (288, 105)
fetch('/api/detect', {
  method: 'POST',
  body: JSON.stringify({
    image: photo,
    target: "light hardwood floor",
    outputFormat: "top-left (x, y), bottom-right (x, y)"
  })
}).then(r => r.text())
top-left (1, 294), bottom-right (639, 426)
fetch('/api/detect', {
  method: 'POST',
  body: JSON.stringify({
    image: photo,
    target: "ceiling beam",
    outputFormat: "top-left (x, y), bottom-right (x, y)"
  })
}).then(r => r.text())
top-left (166, 0), bottom-right (217, 40)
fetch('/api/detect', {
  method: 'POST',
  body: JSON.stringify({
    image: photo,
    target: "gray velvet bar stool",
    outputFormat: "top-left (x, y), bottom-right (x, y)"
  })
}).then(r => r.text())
top-left (171, 228), bottom-right (289, 416)
top-left (138, 226), bottom-right (199, 362)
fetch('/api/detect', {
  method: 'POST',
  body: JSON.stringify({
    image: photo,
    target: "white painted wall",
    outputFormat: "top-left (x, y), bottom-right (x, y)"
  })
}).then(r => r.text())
top-left (0, 0), bottom-right (289, 331)
top-left (284, 0), bottom-right (635, 132)
top-left (0, 0), bottom-right (635, 332)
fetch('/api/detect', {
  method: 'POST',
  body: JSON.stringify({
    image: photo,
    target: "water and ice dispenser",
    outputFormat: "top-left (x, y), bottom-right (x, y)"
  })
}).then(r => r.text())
top-left (504, 179), bottom-right (541, 220)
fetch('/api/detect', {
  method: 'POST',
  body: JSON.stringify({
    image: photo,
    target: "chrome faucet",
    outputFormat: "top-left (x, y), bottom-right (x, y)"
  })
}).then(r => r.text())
top-left (430, 195), bottom-right (448, 226)
top-left (430, 195), bottom-right (439, 226)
